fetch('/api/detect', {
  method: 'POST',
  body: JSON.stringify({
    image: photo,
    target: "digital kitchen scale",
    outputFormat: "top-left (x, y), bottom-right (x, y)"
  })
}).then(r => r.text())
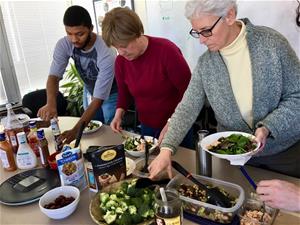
top-left (0, 168), bottom-right (60, 206)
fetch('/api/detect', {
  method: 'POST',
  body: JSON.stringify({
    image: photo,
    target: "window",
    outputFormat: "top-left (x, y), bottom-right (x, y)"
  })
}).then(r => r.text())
top-left (0, 7), bottom-right (20, 106)
top-left (0, 1), bottom-right (99, 108)
top-left (0, 1), bottom-right (69, 105)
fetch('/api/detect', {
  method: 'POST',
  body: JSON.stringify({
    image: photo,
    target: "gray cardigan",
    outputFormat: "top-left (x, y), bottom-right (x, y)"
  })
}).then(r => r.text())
top-left (162, 18), bottom-right (300, 157)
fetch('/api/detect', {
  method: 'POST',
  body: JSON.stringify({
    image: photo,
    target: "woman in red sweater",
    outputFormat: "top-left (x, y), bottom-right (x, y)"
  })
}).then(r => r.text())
top-left (102, 7), bottom-right (193, 147)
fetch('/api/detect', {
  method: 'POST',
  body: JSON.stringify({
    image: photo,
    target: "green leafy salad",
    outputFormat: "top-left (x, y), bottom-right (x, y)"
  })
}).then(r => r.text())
top-left (208, 134), bottom-right (257, 155)
top-left (124, 137), bottom-right (154, 151)
top-left (99, 179), bottom-right (155, 225)
top-left (84, 121), bottom-right (100, 131)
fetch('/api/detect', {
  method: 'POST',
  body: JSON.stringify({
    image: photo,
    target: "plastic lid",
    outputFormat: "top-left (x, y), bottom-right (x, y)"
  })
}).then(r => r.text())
top-left (29, 121), bottom-right (37, 128)
top-left (0, 132), bottom-right (5, 141)
top-left (1, 114), bottom-right (30, 129)
top-left (37, 129), bottom-right (45, 140)
top-left (16, 132), bottom-right (27, 144)
top-left (5, 103), bottom-right (12, 109)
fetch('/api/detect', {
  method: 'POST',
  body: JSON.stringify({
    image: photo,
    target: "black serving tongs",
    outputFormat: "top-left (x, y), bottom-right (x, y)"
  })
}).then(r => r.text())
top-left (74, 121), bottom-right (85, 148)
top-left (135, 178), bottom-right (170, 189)
top-left (171, 161), bottom-right (232, 208)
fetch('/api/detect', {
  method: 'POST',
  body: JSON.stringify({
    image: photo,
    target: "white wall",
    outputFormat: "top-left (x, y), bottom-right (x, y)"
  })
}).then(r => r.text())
top-left (135, 0), bottom-right (300, 70)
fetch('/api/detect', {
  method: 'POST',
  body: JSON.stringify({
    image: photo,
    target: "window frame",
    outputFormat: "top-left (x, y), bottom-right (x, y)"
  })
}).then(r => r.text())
top-left (0, 6), bottom-right (21, 107)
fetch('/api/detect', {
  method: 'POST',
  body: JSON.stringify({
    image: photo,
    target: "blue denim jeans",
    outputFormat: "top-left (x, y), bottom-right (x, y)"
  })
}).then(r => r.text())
top-left (140, 124), bottom-right (194, 149)
top-left (83, 86), bottom-right (117, 125)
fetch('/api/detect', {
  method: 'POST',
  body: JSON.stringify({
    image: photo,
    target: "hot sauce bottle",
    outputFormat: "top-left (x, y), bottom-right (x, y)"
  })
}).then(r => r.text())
top-left (0, 131), bottom-right (17, 171)
top-left (37, 129), bottom-right (50, 168)
top-left (4, 103), bottom-right (24, 153)
top-left (27, 121), bottom-right (40, 157)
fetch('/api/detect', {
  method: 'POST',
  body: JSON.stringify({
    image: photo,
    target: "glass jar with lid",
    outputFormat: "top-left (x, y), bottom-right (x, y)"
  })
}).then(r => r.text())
top-left (155, 188), bottom-right (182, 225)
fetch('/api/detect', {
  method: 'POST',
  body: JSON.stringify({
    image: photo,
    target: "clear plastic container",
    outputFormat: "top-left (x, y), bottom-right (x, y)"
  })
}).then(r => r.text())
top-left (167, 174), bottom-right (245, 224)
top-left (239, 198), bottom-right (278, 225)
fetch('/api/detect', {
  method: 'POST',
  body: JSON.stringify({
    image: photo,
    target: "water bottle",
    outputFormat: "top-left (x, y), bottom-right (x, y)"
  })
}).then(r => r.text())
top-left (3, 103), bottom-right (24, 153)
top-left (196, 130), bottom-right (212, 177)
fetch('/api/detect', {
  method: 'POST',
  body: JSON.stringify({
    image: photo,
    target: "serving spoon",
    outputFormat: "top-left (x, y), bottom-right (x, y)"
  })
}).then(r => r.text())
top-left (240, 166), bottom-right (266, 222)
top-left (140, 136), bottom-right (149, 173)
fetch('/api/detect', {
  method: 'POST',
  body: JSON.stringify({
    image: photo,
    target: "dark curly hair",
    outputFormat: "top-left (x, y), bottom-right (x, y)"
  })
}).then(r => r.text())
top-left (63, 5), bottom-right (92, 29)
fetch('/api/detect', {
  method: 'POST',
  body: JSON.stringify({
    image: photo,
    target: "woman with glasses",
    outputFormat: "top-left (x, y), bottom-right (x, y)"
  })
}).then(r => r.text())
top-left (149, 0), bottom-right (300, 179)
top-left (101, 7), bottom-right (193, 147)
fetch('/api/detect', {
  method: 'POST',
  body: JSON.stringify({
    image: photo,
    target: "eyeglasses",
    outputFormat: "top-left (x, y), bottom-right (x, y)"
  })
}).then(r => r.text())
top-left (189, 17), bottom-right (222, 38)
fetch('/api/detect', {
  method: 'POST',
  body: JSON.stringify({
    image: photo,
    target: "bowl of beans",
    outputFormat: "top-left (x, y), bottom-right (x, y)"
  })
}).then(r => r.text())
top-left (39, 186), bottom-right (80, 219)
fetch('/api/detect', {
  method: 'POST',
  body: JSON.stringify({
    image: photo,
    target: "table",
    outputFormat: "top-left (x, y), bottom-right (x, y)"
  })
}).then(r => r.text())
top-left (0, 117), bottom-right (299, 225)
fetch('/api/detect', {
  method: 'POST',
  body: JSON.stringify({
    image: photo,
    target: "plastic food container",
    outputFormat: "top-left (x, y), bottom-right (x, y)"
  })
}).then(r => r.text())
top-left (239, 198), bottom-right (278, 225)
top-left (167, 174), bottom-right (245, 224)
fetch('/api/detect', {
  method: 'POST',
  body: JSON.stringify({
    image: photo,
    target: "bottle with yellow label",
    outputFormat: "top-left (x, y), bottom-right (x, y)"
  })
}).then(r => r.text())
top-left (155, 188), bottom-right (182, 225)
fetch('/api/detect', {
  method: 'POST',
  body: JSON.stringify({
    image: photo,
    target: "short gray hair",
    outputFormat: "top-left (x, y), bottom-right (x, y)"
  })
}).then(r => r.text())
top-left (185, 0), bottom-right (237, 20)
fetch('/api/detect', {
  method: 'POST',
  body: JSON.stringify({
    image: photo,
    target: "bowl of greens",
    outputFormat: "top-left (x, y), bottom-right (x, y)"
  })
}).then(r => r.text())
top-left (200, 132), bottom-right (260, 165)
top-left (89, 179), bottom-right (155, 225)
top-left (123, 135), bottom-right (158, 158)
top-left (83, 120), bottom-right (102, 134)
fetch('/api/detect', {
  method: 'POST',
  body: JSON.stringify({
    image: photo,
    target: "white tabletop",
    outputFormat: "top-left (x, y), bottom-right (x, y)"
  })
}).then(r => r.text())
top-left (0, 117), bottom-right (299, 225)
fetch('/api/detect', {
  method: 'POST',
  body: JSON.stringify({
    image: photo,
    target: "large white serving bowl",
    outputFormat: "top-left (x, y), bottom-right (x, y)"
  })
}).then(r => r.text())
top-left (123, 135), bottom-right (158, 158)
top-left (200, 131), bottom-right (261, 166)
top-left (39, 186), bottom-right (80, 220)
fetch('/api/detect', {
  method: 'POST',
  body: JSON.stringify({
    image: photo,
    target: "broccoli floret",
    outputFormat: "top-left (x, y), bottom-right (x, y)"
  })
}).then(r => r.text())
top-left (124, 194), bottom-right (131, 200)
top-left (115, 207), bottom-right (124, 214)
top-left (142, 193), bottom-right (151, 204)
top-left (106, 200), bottom-right (117, 209)
top-left (100, 192), bottom-right (110, 204)
top-left (148, 209), bottom-right (155, 218)
top-left (130, 197), bottom-right (143, 208)
top-left (127, 184), bottom-right (137, 197)
top-left (119, 201), bottom-right (128, 211)
top-left (103, 211), bottom-right (117, 224)
top-left (110, 194), bottom-right (118, 201)
top-left (131, 214), bottom-right (143, 224)
top-left (128, 205), bottom-right (137, 215)
top-left (138, 204), bottom-right (150, 218)
top-left (115, 212), bottom-right (132, 225)
top-left (100, 202), bottom-right (107, 213)
top-left (116, 189), bottom-right (125, 198)
top-left (120, 181), bottom-right (129, 192)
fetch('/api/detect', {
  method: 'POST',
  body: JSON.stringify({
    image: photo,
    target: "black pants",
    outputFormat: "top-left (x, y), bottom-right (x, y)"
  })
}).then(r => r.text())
top-left (247, 140), bottom-right (300, 178)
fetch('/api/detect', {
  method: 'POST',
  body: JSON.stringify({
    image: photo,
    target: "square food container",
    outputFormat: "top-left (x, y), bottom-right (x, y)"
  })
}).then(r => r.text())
top-left (167, 174), bottom-right (245, 224)
top-left (239, 197), bottom-right (279, 225)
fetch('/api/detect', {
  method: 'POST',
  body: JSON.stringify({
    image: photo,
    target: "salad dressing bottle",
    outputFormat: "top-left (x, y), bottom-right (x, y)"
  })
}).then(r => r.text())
top-left (4, 103), bottom-right (24, 153)
top-left (16, 132), bottom-right (37, 169)
top-left (0, 132), bottom-right (17, 171)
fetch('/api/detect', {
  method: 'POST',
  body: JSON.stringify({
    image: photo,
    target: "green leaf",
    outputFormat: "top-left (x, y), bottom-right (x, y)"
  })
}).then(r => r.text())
top-left (60, 63), bottom-right (84, 117)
